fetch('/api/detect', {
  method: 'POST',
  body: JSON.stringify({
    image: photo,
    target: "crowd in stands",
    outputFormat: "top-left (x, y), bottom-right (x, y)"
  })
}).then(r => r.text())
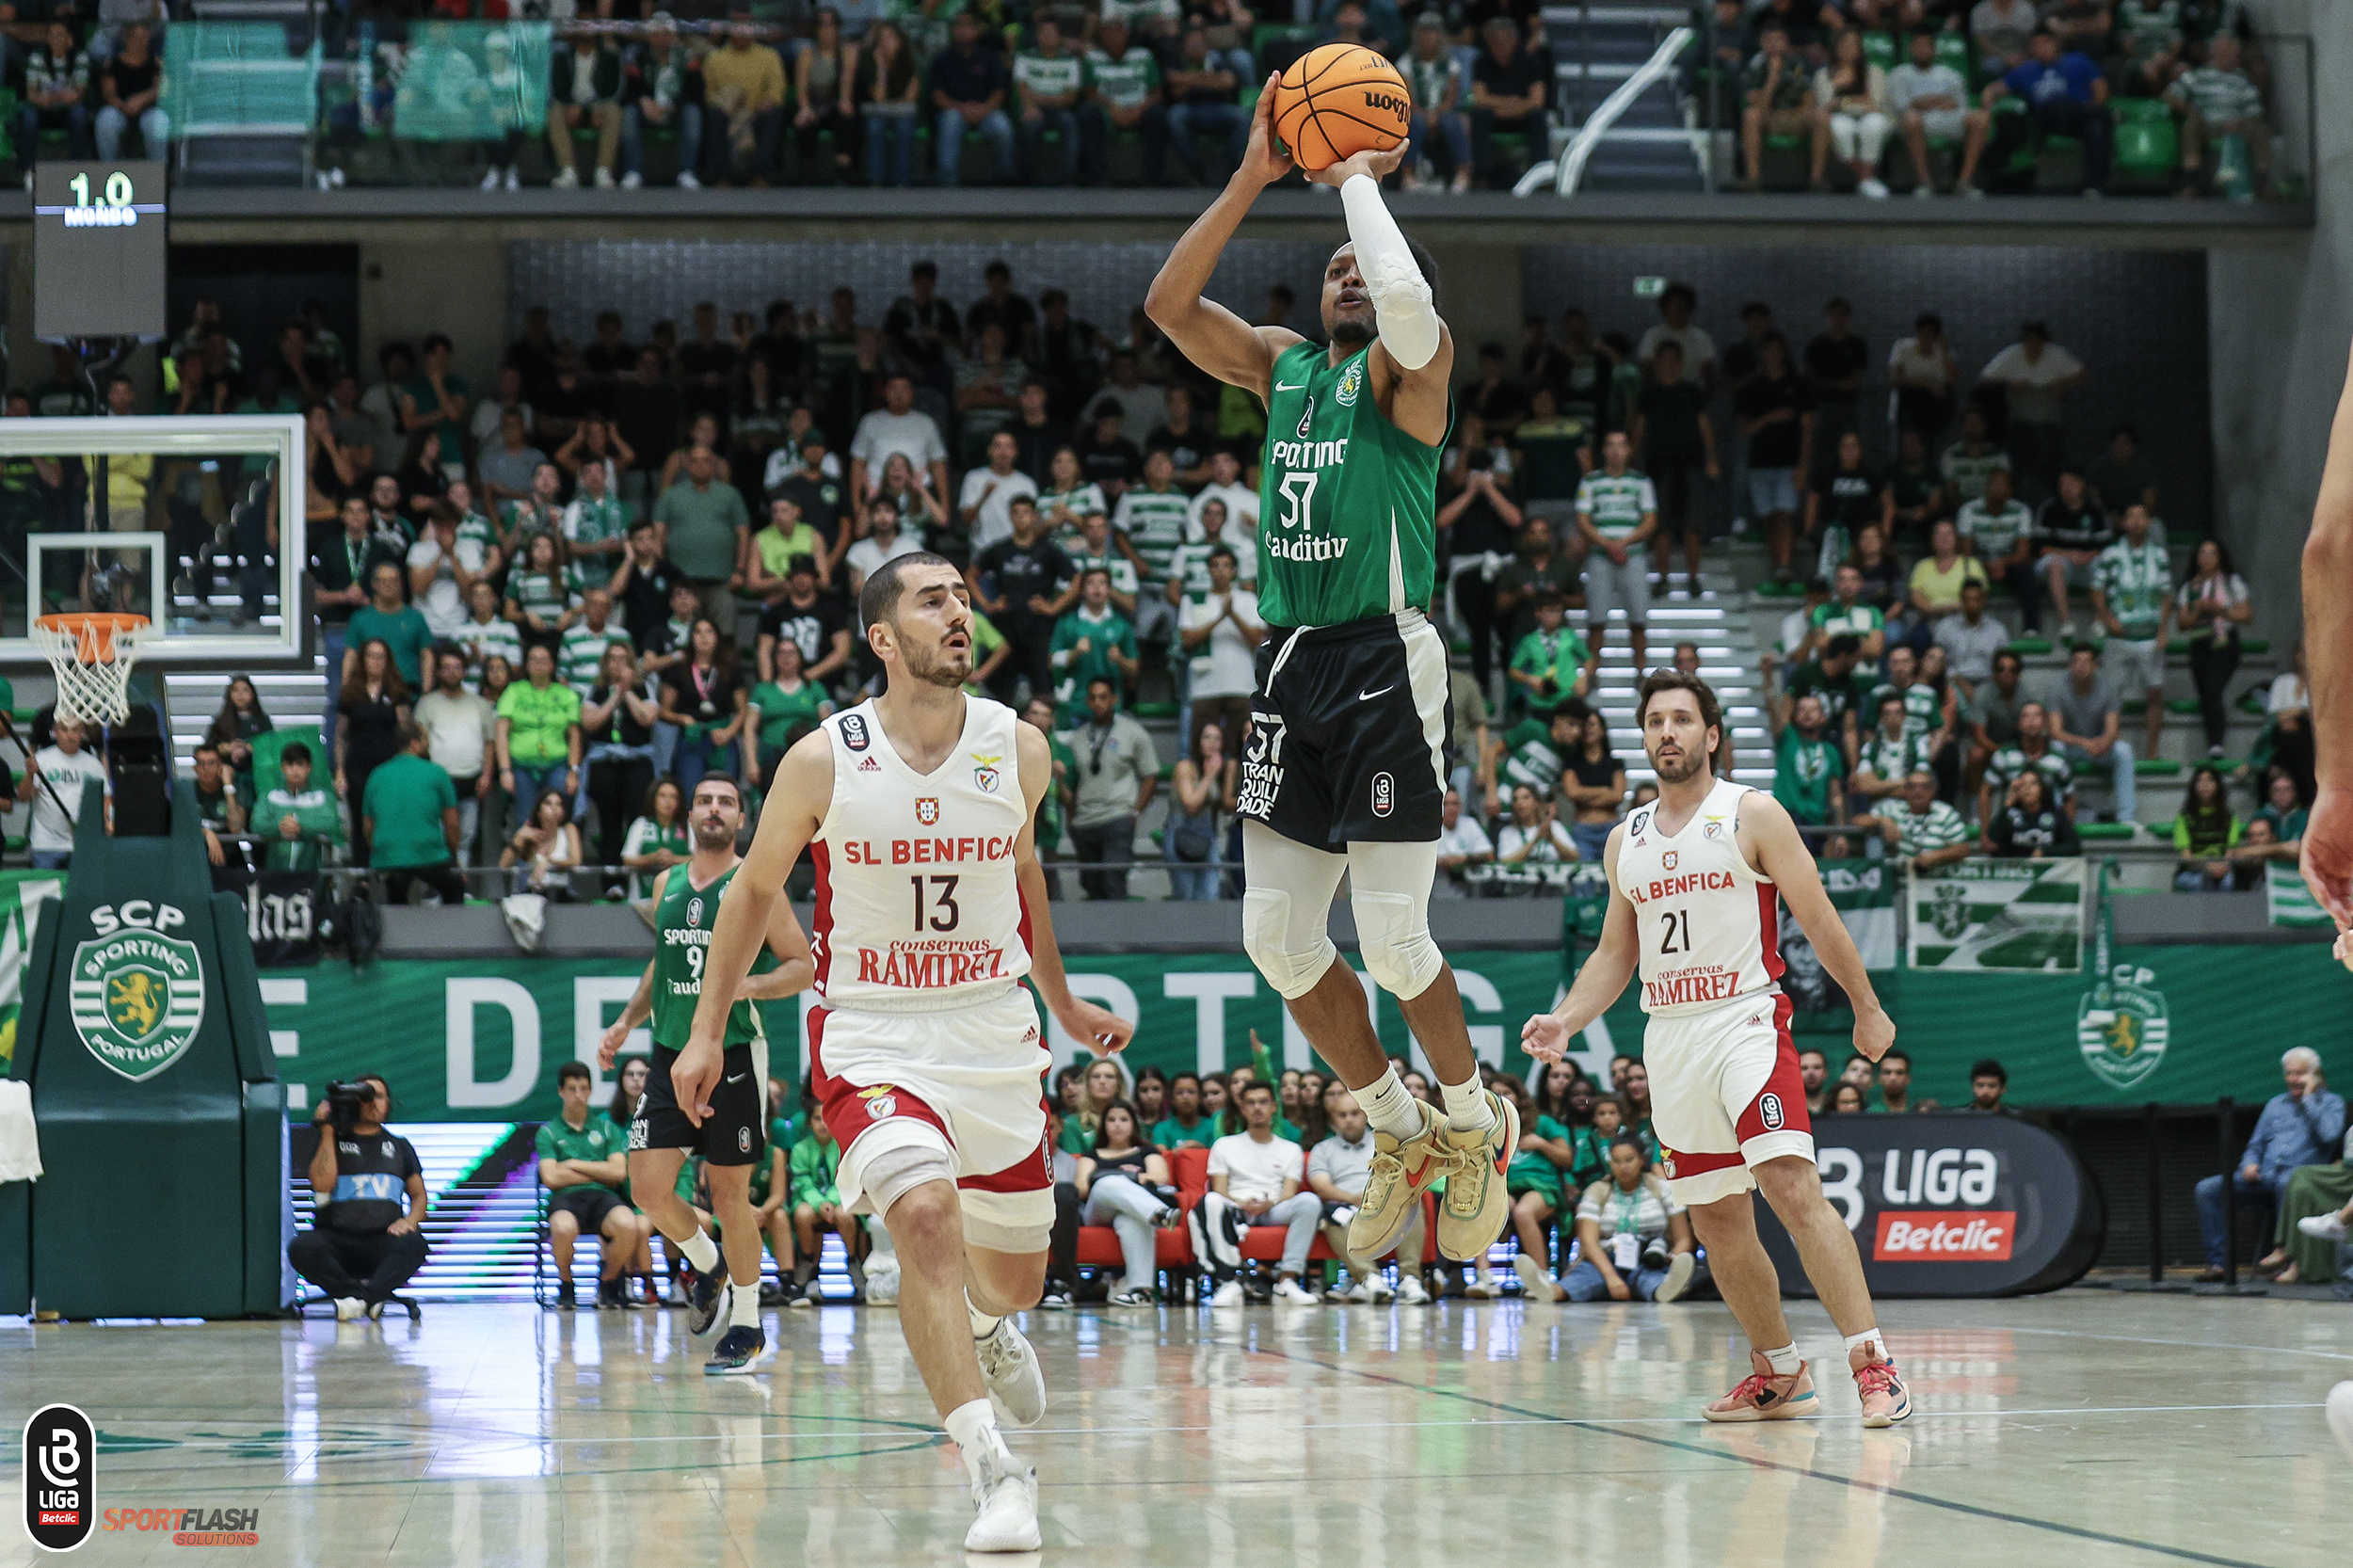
top-left (532, 1036), bottom-right (2023, 1308)
top-left (1693, 0), bottom-right (2280, 198)
top-left (335, 0), bottom-right (1563, 193)
top-left (6, 263), bottom-right (2298, 906)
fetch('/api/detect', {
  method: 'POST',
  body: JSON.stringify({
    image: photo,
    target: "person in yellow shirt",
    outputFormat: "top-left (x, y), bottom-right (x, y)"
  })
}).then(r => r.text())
top-left (86, 374), bottom-right (155, 534)
top-left (700, 14), bottom-right (787, 185)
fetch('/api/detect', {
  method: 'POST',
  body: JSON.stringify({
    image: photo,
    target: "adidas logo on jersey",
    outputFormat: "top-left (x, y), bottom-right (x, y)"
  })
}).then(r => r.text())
top-left (858, 757), bottom-right (880, 772)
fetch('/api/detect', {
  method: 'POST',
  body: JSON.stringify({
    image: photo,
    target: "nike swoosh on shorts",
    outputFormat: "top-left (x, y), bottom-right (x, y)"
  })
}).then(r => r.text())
top-left (1358, 684), bottom-right (1396, 701)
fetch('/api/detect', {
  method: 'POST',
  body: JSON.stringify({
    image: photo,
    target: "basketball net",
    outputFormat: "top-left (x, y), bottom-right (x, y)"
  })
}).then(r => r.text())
top-left (32, 613), bottom-right (153, 728)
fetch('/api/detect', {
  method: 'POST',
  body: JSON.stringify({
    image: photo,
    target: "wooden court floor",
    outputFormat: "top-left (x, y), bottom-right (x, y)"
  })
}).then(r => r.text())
top-left (2, 1290), bottom-right (2344, 1567)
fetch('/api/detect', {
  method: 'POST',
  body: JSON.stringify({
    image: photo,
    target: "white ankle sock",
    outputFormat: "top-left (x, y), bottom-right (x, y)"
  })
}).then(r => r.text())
top-left (1438, 1075), bottom-right (1495, 1133)
top-left (729, 1282), bottom-right (760, 1329)
top-left (1357, 1067), bottom-right (1423, 1143)
top-left (1843, 1328), bottom-right (1884, 1360)
top-left (678, 1229), bottom-right (720, 1273)
top-left (944, 1397), bottom-right (1001, 1467)
top-left (967, 1288), bottom-right (1003, 1338)
top-left (1760, 1342), bottom-right (1802, 1376)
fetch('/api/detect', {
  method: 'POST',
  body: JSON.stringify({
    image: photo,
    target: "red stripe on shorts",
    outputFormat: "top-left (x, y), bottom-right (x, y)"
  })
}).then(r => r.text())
top-left (1733, 993), bottom-right (1810, 1144)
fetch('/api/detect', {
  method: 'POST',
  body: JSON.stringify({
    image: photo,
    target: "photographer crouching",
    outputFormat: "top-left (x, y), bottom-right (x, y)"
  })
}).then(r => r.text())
top-left (290, 1076), bottom-right (429, 1320)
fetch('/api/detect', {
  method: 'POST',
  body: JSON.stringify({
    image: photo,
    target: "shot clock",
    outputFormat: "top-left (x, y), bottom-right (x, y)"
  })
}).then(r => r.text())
top-left (33, 161), bottom-right (168, 340)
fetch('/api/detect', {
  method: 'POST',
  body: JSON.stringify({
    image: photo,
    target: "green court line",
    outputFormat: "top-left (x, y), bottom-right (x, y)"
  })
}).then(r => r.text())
top-left (1254, 1347), bottom-right (2281, 1568)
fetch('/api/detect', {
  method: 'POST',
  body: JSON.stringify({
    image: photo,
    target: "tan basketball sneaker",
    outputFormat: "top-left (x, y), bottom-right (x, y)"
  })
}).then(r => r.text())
top-left (1703, 1351), bottom-right (1821, 1422)
top-left (1348, 1098), bottom-right (1449, 1262)
top-left (1436, 1090), bottom-right (1518, 1262)
top-left (1849, 1340), bottom-right (1912, 1427)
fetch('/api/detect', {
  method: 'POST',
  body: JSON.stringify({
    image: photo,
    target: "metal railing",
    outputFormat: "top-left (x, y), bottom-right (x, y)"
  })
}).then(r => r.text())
top-left (1515, 24), bottom-right (1692, 196)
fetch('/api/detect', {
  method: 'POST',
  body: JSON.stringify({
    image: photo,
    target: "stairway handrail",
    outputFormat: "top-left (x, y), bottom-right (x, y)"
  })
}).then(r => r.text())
top-left (1538, 23), bottom-right (1692, 196)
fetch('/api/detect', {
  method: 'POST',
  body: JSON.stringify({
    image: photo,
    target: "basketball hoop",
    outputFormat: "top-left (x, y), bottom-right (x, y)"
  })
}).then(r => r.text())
top-left (32, 612), bottom-right (153, 728)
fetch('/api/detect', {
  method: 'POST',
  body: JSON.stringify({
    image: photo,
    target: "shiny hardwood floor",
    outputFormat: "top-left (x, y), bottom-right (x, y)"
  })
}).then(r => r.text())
top-left (3, 1289), bottom-right (2344, 1567)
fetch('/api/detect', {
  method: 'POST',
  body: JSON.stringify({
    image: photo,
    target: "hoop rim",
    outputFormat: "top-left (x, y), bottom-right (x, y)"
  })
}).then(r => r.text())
top-left (33, 612), bottom-right (153, 665)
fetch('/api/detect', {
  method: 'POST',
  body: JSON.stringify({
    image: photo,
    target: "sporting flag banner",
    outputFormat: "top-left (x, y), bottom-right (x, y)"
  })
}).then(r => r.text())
top-left (2265, 863), bottom-right (2333, 928)
top-left (0, 870), bottom-right (66, 1068)
top-left (1905, 857), bottom-right (2084, 972)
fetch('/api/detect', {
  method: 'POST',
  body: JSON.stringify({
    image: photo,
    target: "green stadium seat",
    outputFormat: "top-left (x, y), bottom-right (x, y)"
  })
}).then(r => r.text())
top-left (2237, 688), bottom-right (2268, 716)
top-left (1861, 32), bottom-right (1897, 69)
top-left (2111, 97), bottom-right (2180, 192)
top-left (1933, 30), bottom-right (1974, 84)
top-left (2134, 758), bottom-right (2181, 776)
top-left (1751, 581), bottom-right (1808, 600)
top-left (2009, 635), bottom-right (2053, 655)
top-left (2241, 637), bottom-right (2271, 654)
top-left (2166, 698), bottom-right (2201, 715)
top-left (1131, 701), bottom-right (1179, 720)
top-left (2076, 821), bottom-right (2137, 840)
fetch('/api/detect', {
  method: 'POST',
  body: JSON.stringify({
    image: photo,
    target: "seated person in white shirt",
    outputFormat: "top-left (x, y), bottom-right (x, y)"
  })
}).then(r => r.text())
top-left (843, 497), bottom-right (921, 598)
top-left (1433, 788), bottom-right (1496, 897)
top-left (1193, 1080), bottom-right (1321, 1306)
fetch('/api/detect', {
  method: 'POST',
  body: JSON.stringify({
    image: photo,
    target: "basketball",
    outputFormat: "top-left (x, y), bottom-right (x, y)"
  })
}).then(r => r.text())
top-left (1272, 44), bottom-right (1411, 173)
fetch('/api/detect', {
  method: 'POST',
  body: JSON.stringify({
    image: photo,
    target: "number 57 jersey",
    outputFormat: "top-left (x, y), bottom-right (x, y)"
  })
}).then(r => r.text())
top-left (808, 696), bottom-right (1033, 1013)
top-left (1613, 778), bottom-right (1784, 1016)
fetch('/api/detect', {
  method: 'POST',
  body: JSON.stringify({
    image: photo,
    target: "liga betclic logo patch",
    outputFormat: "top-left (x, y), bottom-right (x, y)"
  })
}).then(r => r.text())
top-left (24, 1402), bottom-right (93, 1552)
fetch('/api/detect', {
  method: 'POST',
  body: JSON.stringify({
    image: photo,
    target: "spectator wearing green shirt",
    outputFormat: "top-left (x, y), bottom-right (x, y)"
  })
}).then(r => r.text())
top-left (1015, 18), bottom-right (1084, 182)
top-left (1505, 592), bottom-right (1596, 721)
top-left (344, 562), bottom-right (437, 690)
top-left (1486, 704), bottom-right (1583, 805)
top-left (1078, 20), bottom-right (1168, 184)
top-left (787, 1127), bottom-right (862, 1304)
top-left (558, 588), bottom-right (634, 696)
top-left (397, 333), bottom-right (471, 462)
top-left (1020, 696), bottom-right (1075, 896)
top-left (1855, 769), bottom-right (1973, 877)
top-left (1769, 691), bottom-right (1847, 839)
top-left (748, 636), bottom-right (834, 779)
top-left (496, 643), bottom-right (584, 809)
top-left (651, 446), bottom-right (753, 626)
top-left (1573, 430), bottom-right (1658, 673)
top-left (538, 1061), bottom-right (648, 1309)
top-left (364, 724), bottom-right (465, 904)
top-left (1494, 1077), bottom-right (1574, 1273)
top-left (1049, 568), bottom-right (1139, 723)
top-left (2172, 764), bottom-right (2240, 891)
top-left (1151, 1071), bottom-right (1217, 1149)
top-left (2090, 503), bottom-right (2172, 766)
top-left (260, 743), bottom-right (344, 872)
top-left (1805, 562), bottom-right (1887, 664)
top-left (1782, 633), bottom-right (1873, 763)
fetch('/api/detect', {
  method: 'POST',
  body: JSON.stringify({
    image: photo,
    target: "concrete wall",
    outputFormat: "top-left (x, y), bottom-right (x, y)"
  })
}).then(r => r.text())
top-left (359, 235), bottom-right (511, 397)
top-left (2208, 0), bottom-right (2351, 644)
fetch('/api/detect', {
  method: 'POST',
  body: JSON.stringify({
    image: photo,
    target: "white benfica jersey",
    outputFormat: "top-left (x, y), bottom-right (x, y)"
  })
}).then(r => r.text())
top-left (808, 696), bottom-right (1032, 1012)
top-left (1613, 778), bottom-right (1784, 1016)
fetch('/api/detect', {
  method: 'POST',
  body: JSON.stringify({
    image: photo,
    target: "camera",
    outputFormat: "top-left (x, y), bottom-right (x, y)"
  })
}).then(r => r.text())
top-left (323, 1080), bottom-right (376, 1129)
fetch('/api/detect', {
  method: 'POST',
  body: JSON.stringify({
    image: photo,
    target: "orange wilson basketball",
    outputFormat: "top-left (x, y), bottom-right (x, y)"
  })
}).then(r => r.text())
top-left (1272, 44), bottom-right (1410, 172)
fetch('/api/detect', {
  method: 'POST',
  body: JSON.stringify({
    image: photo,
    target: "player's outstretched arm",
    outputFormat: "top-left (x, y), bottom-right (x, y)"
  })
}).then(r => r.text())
top-left (2301, 334), bottom-right (2353, 928)
top-left (1525, 825), bottom-right (1638, 1060)
top-left (1744, 792), bottom-right (1896, 1062)
top-left (1144, 77), bottom-right (1305, 398)
top-left (1305, 147), bottom-right (1453, 444)
top-left (678, 731), bottom-right (833, 1121)
top-left (1015, 723), bottom-right (1133, 1056)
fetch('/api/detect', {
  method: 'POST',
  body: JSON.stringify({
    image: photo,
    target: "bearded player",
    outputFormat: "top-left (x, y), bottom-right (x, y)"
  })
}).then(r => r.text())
top-left (1523, 671), bottom-right (1912, 1427)
top-left (2296, 335), bottom-right (2353, 1464)
top-left (1144, 82), bottom-right (1517, 1279)
top-left (597, 773), bottom-right (813, 1375)
top-left (677, 552), bottom-right (1130, 1553)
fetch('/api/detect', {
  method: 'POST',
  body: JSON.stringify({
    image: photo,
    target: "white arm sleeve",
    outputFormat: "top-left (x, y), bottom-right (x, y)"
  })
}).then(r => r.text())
top-left (1339, 174), bottom-right (1440, 372)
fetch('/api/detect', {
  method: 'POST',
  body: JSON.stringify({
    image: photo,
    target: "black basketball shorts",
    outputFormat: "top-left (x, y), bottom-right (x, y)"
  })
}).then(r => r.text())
top-left (631, 1041), bottom-right (766, 1166)
top-left (1237, 610), bottom-right (1452, 848)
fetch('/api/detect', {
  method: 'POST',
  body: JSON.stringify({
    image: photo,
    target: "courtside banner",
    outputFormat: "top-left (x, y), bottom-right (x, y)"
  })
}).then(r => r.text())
top-left (1753, 1112), bottom-right (2104, 1297)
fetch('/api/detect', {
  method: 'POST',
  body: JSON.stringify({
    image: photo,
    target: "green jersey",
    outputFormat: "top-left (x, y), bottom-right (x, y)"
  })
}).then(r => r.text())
top-left (1500, 718), bottom-right (1574, 795)
top-left (1257, 341), bottom-right (1444, 628)
top-left (1573, 467), bottom-right (1656, 541)
top-left (651, 862), bottom-right (762, 1049)
top-left (1112, 487), bottom-right (1192, 582)
top-left (1509, 627), bottom-right (1591, 716)
top-left (1773, 728), bottom-right (1843, 825)
top-left (2091, 538), bottom-right (2171, 642)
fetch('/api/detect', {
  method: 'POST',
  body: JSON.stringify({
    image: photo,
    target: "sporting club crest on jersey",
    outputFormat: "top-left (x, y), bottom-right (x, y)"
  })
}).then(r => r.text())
top-left (1335, 358), bottom-right (1364, 408)
top-left (916, 797), bottom-right (940, 826)
top-left (687, 897), bottom-right (704, 925)
top-left (1295, 394), bottom-right (1315, 440)
top-left (840, 712), bottom-right (872, 752)
top-left (970, 752), bottom-right (1001, 793)
top-left (859, 1083), bottom-right (900, 1120)
top-left (1661, 851), bottom-right (1677, 871)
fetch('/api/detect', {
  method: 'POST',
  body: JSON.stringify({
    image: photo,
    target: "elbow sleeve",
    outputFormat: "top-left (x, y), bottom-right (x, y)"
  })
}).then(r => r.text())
top-left (1340, 174), bottom-right (1439, 372)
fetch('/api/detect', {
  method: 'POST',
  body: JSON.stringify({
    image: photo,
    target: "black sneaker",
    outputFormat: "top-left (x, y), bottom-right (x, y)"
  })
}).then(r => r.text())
top-left (597, 1276), bottom-right (627, 1310)
top-left (684, 1267), bottom-right (725, 1336)
top-left (705, 1324), bottom-right (767, 1376)
top-left (555, 1280), bottom-right (577, 1311)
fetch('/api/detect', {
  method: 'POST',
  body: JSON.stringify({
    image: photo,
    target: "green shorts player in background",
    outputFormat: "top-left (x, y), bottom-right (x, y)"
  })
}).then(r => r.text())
top-left (1144, 83), bottom-right (1520, 1291)
top-left (600, 774), bottom-right (813, 1373)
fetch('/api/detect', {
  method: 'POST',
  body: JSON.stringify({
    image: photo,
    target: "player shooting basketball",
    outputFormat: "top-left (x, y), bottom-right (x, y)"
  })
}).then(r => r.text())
top-left (1145, 85), bottom-right (1525, 1282)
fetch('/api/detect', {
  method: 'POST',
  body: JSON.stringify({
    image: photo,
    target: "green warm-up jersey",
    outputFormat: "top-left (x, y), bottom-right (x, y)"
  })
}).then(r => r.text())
top-left (651, 862), bottom-right (764, 1050)
top-left (1257, 341), bottom-right (1446, 629)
